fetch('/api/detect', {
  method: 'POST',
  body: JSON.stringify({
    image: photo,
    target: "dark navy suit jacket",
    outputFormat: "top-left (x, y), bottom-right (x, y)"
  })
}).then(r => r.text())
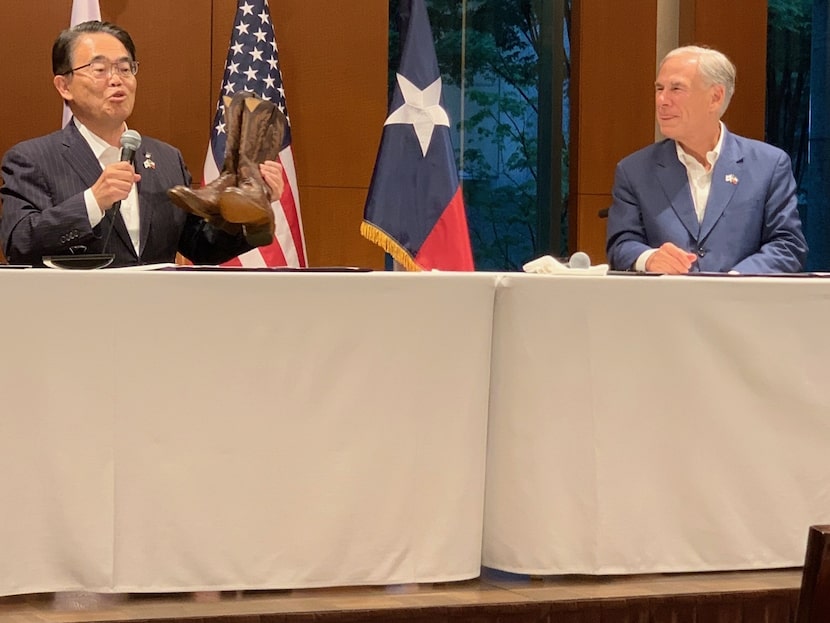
top-left (0, 121), bottom-right (249, 267)
top-left (606, 128), bottom-right (807, 273)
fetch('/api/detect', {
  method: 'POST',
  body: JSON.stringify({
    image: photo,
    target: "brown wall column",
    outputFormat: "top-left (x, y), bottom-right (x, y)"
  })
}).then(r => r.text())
top-left (679, 0), bottom-right (768, 140)
top-left (569, 0), bottom-right (658, 262)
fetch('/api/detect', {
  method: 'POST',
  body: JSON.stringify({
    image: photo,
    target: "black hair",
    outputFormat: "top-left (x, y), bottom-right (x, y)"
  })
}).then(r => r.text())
top-left (52, 20), bottom-right (137, 76)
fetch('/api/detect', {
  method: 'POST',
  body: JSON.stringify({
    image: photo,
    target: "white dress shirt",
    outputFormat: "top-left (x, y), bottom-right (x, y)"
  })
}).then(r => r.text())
top-left (75, 119), bottom-right (141, 255)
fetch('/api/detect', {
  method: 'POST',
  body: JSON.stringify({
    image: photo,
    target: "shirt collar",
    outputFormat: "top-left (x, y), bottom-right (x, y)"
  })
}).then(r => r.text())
top-left (675, 121), bottom-right (726, 169)
top-left (73, 118), bottom-right (126, 162)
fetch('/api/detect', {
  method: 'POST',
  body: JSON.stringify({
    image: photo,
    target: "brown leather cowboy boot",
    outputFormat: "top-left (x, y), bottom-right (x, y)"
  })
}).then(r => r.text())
top-left (167, 91), bottom-right (252, 232)
top-left (218, 96), bottom-right (286, 247)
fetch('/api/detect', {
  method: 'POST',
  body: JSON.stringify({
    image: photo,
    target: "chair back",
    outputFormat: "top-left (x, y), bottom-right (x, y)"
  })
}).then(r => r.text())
top-left (796, 524), bottom-right (830, 623)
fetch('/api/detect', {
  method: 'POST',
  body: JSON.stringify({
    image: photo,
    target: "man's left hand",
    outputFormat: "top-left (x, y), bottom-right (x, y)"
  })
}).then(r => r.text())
top-left (260, 160), bottom-right (284, 200)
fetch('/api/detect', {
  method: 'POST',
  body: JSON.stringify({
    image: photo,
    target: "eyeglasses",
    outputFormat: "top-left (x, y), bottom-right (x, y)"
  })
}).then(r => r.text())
top-left (64, 59), bottom-right (139, 80)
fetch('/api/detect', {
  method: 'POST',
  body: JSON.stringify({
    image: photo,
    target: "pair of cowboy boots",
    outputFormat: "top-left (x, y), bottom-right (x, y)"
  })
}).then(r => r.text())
top-left (167, 91), bottom-right (287, 247)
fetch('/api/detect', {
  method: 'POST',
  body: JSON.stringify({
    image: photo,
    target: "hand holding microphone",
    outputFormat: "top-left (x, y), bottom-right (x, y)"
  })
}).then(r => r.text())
top-left (100, 131), bottom-right (142, 253)
top-left (91, 164), bottom-right (140, 213)
top-left (91, 130), bottom-right (142, 214)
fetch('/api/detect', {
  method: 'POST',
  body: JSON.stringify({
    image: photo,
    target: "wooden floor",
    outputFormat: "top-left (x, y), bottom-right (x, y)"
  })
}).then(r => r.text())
top-left (0, 568), bottom-right (803, 623)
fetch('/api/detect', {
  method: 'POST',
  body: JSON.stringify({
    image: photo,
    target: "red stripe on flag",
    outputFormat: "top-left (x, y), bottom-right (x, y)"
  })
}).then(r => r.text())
top-left (255, 238), bottom-right (288, 266)
top-left (415, 187), bottom-right (474, 271)
top-left (277, 160), bottom-right (305, 266)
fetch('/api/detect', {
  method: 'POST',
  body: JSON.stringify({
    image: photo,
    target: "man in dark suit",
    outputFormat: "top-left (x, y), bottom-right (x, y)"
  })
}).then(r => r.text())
top-left (606, 46), bottom-right (807, 274)
top-left (0, 20), bottom-right (283, 267)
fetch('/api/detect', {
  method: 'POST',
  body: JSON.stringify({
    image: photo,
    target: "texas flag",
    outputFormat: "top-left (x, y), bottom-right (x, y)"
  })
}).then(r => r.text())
top-left (361, 0), bottom-right (474, 271)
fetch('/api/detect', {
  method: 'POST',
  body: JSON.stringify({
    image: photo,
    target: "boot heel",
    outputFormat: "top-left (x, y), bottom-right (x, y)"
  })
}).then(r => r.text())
top-left (219, 186), bottom-right (270, 223)
top-left (243, 223), bottom-right (274, 247)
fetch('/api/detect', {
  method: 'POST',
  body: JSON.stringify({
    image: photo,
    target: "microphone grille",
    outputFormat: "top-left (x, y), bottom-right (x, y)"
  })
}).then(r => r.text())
top-left (120, 129), bottom-right (142, 151)
top-left (568, 251), bottom-right (591, 269)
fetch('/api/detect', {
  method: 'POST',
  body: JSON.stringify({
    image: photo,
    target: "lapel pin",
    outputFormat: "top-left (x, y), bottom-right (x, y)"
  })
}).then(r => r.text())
top-left (724, 173), bottom-right (738, 185)
top-left (143, 153), bottom-right (156, 170)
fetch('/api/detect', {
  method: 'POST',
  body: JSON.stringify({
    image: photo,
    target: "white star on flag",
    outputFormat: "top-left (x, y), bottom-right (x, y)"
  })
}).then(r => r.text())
top-left (385, 74), bottom-right (450, 157)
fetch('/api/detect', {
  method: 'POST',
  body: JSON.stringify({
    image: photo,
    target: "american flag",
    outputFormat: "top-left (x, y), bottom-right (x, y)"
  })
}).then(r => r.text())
top-left (208, 0), bottom-right (306, 267)
top-left (63, 0), bottom-right (102, 127)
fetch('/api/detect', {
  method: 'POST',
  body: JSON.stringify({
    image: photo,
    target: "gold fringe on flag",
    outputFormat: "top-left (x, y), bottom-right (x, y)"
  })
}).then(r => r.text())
top-left (360, 221), bottom-right (422, 272)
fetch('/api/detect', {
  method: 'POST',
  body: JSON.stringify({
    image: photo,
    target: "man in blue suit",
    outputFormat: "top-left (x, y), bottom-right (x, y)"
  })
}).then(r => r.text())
top-left (606, 46), bottom-right (807, 274)
top-left (0, 21), bottom-right (283, 268)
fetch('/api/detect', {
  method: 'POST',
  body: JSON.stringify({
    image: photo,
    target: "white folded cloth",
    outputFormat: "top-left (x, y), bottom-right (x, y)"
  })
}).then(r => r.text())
top-left (522, 254), bottom-right (609, 276)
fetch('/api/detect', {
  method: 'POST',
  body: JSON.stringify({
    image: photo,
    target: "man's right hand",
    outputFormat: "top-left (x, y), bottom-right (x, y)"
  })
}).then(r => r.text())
top-left (645, 242), bottom-right (698, 274)
top-left (91, 162), bottom-right (141, 213)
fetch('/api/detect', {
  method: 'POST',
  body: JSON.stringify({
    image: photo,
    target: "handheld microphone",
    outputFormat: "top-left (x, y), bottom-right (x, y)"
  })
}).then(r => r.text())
top-left (111, 130), bottom-right (142, 214)
top-left (568, 251), bottom-right (591, 269)
top-left (119, 129), bottom-right (142, 165)
top-left (103, 130), bottom-right (142, 252)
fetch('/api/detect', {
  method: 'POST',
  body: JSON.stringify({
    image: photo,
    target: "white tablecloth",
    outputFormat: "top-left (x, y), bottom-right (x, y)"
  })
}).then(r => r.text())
top-left (5, 268), bottom-right (830, 593)
top-left (483, 273), bottom-right (830, 574)
top-left (0, 270), bottom-right (497, 595)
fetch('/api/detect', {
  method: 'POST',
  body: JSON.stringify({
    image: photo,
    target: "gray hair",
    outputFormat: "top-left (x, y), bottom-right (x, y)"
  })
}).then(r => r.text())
top-left (661, 46), bottom-right (736, 115)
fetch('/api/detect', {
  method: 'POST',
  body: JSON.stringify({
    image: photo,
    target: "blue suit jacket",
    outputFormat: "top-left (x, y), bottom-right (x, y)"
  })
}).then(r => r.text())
top-left (606, 128), bottom-right (807, 273)
top-left (0, 121), bottom-right (250, 267)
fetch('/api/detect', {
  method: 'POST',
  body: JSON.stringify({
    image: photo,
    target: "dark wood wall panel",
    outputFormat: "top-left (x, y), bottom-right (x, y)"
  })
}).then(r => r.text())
top-left (569, 0), bottom-right (658, 260)
top-left (265, 0), bottom-right (388, 268)
top-left (0, 1), bottom-right (77, 153)
top-left (679, 0), bottom-right (767, 140)
top-left (104, 1), bottom-right (214, 173)
top-left (0, 1), bottom-right (387, 268)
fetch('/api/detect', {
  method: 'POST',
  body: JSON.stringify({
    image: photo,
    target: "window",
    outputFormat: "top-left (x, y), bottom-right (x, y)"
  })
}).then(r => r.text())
top-left (766, 0), bottom-right (830, 270)
top-left (389, 0), bottom-right (571, 269)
